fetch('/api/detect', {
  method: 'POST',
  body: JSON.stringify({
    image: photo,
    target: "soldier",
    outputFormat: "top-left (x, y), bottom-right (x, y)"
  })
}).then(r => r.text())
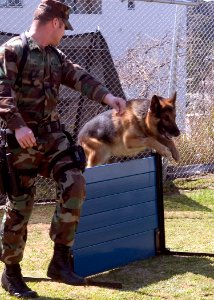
top-left (0, 0), bottom-right (126, 298)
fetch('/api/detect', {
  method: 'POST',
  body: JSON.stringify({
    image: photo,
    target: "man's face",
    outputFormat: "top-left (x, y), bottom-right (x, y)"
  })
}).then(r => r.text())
top-left (50, 18), bottom-right (65, 46)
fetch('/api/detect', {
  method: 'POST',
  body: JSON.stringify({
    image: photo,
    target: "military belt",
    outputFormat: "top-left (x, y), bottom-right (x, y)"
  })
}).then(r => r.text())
top-left (30, 120), bottom-right (65, 136)
top-left (4, 121), bottom-right (65, 148)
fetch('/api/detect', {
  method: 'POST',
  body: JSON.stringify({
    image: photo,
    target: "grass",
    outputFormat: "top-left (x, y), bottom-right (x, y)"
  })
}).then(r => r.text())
top-left (0, 176), bottom-right (213, 299)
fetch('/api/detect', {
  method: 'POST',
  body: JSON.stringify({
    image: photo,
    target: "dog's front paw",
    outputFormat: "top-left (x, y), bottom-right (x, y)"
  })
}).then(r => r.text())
top-left (172, 149), bottom-right (180, 162)
top-left (160, 147), bottom-right (172, 159)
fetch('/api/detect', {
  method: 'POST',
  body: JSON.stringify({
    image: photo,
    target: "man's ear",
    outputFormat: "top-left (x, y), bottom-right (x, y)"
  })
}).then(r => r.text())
top-left (52, 17), bottom-right (59, 29)
top-left (150, 95), bottom-right (161, 116)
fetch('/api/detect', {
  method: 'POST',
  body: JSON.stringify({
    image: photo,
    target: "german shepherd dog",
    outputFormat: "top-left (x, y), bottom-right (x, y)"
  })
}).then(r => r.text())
top-left (78, 93), bottom-right (180, 167)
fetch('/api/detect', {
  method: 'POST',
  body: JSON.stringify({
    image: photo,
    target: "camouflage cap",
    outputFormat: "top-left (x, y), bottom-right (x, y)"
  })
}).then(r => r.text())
top-left (34, 0), bottom-right (73, 30)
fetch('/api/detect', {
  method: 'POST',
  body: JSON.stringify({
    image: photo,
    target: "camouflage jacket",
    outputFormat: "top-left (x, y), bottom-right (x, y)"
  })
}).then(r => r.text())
top-left (0, 32), bottom-right (110, 130)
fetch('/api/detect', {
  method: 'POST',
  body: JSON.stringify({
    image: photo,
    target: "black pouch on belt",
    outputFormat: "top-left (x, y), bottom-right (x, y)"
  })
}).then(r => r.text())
top-left (0, 129), bottom-right (22, 196)
top-left (5, 152), bottom-right (22, 196)
top-left (69, 144), bottom-right (86, 173)
top-left (63, 130), bottom-right (86, 173)
top-left (0, 149), bottom-right (21, 196)
top-left (0, 146), bottom-right (8, 195)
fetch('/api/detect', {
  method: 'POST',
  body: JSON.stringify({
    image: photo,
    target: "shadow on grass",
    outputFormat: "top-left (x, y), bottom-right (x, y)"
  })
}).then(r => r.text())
top-left (23, 277), bottom-right (77, 300)
top-left (164, 193), bottom-right (212, 212)
top-left (24, 255), bottom-right (214, 295)
top-left (24, 276), bottom-right (122, 289)
top-left (163, 181), bottom-right (212, 212)
top-left (88, 254), bottom-right (214, 291)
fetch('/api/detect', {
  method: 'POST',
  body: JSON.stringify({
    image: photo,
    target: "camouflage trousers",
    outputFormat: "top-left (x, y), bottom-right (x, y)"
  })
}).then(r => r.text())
top-left (0, 132), bottom-right (86, 265)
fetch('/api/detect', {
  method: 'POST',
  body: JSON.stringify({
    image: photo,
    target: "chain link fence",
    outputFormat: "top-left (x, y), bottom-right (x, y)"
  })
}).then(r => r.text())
top-left (0, 0), bottom-right (213, 203)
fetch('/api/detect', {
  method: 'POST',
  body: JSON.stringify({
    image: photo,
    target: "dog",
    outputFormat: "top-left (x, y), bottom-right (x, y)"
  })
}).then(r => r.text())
top-left (78, 92), bottom-right (180, 167)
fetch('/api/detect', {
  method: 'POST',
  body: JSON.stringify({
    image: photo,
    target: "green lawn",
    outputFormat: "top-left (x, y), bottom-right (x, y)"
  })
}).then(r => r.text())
top-left (0, 176), bottom-right (213, 300)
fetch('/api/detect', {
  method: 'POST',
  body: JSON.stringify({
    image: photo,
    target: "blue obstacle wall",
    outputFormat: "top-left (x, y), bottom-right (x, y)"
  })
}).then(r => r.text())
top-left (73, 156), bottom-right (159, 277)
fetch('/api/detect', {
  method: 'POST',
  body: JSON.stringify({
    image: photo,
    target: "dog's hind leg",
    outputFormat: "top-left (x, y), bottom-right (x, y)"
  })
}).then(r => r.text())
top-left (79, 138), bottom-right (111, 167)
top-left (87, 145), bottom-right (111, 167)
top-left (86, 152), bottom-right (107, 168)
top-left (87, 150), bottom-right (102, 168)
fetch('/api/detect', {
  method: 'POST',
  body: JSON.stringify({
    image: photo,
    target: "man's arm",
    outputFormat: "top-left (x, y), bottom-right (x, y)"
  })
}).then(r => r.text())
top-left (0, 44), bottom-right (27, 129)
top-left (60, 52), bottom-right (126, 113)
top-left (0, 43), bottom-right (36, 148)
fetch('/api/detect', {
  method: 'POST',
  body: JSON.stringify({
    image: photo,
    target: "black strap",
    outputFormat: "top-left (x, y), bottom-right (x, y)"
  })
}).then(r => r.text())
top-left (53, 162), bottom-right (78, 181)
top-left (15, 33), bottom-right (62, 88)
top-left (49, 45), bottom-right (63, 65)
top-left (62, 129), bottom-right (75, 145)
top-left (48, 144), bottom-right (86, 176)
top-left (48, 149), bottom-right (71, 174)
top-left (15, 32), bottom-right (29, 87)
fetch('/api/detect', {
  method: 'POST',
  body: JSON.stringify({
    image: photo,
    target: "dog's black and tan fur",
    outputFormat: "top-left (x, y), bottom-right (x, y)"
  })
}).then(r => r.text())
top-left (78, 93), bottom-right (180, 167)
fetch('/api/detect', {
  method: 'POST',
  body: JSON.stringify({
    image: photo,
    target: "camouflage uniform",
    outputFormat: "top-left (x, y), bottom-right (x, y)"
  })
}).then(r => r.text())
top-left (0, 33), bottom-right (109, 264)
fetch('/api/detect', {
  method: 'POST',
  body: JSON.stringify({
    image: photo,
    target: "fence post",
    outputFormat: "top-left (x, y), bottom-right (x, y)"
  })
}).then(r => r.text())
top-left (155, 153), bottom-right (167, 254)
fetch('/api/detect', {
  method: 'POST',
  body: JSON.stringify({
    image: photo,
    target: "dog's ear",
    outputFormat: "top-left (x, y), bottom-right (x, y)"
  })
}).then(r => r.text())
top-left (169, 91), bottom-right (177, 105)
top-left (150, 95), bottom-right (161, 116)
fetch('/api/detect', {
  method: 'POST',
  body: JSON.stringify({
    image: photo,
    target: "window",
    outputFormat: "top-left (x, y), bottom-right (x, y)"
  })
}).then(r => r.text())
top-left (128, 0), bottom-right (135, 10)
top-left (0, 0), bottom-right (23, 7)
top-left (62, 0), bottom-right (102, 14)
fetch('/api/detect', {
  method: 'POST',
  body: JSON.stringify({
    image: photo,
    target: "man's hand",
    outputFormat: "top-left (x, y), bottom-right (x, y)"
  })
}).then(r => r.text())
top-left (15, 127), bottom-right (37, 149)
top-left (102, 93), bottom-right (126, 115)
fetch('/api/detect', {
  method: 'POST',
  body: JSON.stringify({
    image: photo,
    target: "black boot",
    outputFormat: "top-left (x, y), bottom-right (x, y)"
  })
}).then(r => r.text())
top-left (1, 264), bottom-right (38, 298)
top-left (47, 243), bottom-right (86, 286)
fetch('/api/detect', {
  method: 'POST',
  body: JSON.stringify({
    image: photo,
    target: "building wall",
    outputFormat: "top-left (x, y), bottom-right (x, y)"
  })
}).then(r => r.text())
top-left (0, 0), bottom-right (187, 125)
top-left (0, 0), bottom-right (183, 58)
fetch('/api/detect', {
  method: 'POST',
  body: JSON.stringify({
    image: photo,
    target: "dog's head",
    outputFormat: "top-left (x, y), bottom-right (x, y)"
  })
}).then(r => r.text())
top-left (150, 92), bottom-right (180, 138)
